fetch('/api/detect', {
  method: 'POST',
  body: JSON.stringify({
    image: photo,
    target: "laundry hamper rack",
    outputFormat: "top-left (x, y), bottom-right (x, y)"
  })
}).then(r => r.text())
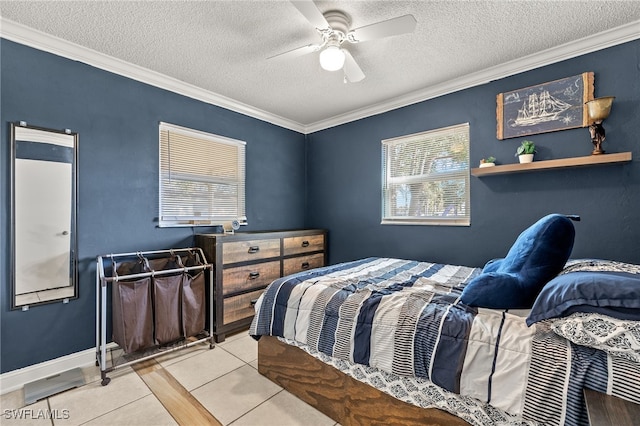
top-left (96, 248), bottom-right (214, 386)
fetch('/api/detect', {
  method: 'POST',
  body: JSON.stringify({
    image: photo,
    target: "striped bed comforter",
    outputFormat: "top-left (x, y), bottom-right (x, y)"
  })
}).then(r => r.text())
top-left (250, 257), bottom-right (639, 425)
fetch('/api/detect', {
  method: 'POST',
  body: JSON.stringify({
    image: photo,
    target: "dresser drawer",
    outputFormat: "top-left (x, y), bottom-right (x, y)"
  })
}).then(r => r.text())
top-left (222, 260), bottom-right (280, 296)
top-left (223, 239), bottom-right (281, 264)
top-left (223, 289), bottom-right (263, 325)
top-left (283, 234), bottom-right (325, 256)
top-left (196, 229), bottom-right (326, 343)
top-left (283, 253), bottom-right (325, 276)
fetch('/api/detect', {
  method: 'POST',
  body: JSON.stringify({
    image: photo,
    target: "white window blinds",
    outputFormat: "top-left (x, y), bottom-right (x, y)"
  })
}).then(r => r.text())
top-left (382, 123), bottom-right (470, 226)
top-left (159, 122), bottom-right (246, 227)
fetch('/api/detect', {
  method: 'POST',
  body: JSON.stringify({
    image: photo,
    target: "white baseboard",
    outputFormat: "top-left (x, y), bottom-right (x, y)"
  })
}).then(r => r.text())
top-left (0, 348), bottom-right (98, 395)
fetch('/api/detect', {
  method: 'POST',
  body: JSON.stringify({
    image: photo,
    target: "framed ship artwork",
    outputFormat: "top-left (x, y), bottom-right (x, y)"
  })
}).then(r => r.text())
top-left (496, 72), bottom-right (594, 140)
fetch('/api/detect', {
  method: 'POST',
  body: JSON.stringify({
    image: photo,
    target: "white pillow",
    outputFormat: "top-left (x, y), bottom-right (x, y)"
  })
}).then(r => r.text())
top-left (551, 312), bottom-right (640, 363)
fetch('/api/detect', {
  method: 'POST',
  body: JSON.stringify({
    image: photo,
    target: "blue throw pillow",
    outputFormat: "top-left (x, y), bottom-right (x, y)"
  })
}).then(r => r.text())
top-left (527, 269), bottom-right (640, 325)
top-left (460, 214), bottom-right (575, 309)
top-left (481, 258), bottom-right (502, 273)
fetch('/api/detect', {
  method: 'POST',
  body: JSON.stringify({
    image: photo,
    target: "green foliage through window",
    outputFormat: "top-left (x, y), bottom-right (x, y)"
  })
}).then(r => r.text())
top-left (382, 123), bottom-right (470, 226)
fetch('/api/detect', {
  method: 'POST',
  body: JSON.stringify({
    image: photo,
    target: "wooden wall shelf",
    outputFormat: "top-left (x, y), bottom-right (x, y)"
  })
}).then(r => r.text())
top-left (471, 152), bottom-right (632, 177)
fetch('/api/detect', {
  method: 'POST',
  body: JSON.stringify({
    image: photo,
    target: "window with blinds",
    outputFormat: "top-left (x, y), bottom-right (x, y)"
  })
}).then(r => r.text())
top-left (382, 123), bottom-right (470, 226)
top-left (159, 122), bottom-right (246, 227)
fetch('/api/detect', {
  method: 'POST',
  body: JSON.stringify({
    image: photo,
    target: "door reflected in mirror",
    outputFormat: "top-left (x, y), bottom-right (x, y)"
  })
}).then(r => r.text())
top-left (11, 123), bottom-right (78, 309)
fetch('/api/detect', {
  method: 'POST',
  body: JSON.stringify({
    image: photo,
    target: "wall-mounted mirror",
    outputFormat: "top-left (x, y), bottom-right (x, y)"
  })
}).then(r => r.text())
top-left (11, 122), bottom-right (78, 309)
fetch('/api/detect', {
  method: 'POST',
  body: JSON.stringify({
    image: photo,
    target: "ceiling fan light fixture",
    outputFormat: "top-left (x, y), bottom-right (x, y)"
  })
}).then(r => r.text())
top-left (319, 45), bottom-right (346, 71)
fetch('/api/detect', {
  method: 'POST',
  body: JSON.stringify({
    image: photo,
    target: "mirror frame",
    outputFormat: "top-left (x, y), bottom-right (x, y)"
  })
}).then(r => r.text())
top-left (10, 122), bottom-right (79, 310)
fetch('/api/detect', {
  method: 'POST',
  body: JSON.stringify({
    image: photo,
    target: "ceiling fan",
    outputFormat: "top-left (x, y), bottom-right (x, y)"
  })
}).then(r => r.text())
top-left (269, 1), bottom-right (417, 83)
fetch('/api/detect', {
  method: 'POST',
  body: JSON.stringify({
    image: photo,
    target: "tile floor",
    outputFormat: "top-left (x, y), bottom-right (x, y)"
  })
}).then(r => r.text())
top-left (0, 332), bottom-right (337, 426)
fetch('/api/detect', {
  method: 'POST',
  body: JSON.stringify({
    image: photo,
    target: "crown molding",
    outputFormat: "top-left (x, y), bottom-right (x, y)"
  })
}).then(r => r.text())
top-left (0, 18), bottom-right (306, 134)
top-left (2, 17), bottom-right (638, 135)
top-left (303, 20), bottom-right (640, 134)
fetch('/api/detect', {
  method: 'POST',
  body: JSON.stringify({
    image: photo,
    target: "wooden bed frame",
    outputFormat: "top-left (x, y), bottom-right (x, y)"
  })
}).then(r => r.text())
top-left (258, 336), bottom-right (469, 426)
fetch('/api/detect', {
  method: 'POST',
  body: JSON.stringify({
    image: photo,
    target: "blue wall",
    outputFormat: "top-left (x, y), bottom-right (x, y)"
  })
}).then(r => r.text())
top-left (0, 40), bottom-right (306, 373)
top-left (306, 40), bottom-right (640, 267)
top-left (2, 37), bottom-right (639, 374)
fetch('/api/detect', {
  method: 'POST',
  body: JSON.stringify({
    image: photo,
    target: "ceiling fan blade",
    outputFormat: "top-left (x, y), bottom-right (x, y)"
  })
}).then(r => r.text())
top-left (343, 50), bottom-right (365, 83)
top-left (291, 1), bottom-right (330, 30)
top-left (348, 14), bottom-right (417, 43)
top-left (268, 43), bottom-right (320, 61)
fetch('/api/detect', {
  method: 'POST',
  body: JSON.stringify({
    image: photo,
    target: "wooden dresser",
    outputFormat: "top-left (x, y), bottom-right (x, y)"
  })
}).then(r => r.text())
top-left (195, 229), bottom-right (327, 342)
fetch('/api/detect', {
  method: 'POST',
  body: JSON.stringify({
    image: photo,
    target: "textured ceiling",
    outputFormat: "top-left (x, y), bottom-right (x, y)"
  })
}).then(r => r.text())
top-left (1, 1), bottom-right (640, 131)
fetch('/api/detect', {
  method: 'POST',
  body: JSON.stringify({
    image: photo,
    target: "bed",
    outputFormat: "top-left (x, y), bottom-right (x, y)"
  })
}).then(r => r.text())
top-left (249, 215), bottom-right (640, 425)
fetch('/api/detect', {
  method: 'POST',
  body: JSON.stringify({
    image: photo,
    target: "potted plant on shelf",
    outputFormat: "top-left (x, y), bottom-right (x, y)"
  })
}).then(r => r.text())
top-left (515, 140), bottom-right (536, 163)
top-left (479, 156), bottom-right (496, 168)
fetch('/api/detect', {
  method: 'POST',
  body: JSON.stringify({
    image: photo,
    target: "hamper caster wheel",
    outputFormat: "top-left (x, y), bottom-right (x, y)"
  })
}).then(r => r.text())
top-left (101, 377), bottom-right (111, 386)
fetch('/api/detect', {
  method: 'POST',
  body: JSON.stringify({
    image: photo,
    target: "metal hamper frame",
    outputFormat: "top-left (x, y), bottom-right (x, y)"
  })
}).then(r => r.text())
top-left (96, 247), bottom-right (214, 386)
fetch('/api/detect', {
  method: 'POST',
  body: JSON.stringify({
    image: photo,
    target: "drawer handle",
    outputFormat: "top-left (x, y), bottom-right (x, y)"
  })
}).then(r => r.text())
top-left (301, 262), bottom-right (310, 269)
top-left (249, 271), bottom-right (260, 279)
top-left (301, 240), bottom-right (310, 247)
top-left (248, 246), bottom-right (260, 254)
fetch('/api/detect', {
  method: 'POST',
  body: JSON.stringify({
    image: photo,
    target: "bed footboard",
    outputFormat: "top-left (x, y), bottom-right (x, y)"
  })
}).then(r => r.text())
top-left (257, 336), bottom-right (469, 426)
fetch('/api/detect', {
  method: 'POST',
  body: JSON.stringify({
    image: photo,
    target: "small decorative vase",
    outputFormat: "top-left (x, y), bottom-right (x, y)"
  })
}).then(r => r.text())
top-left (518, 154), bottom-right (534, 163)
top-left (479, 163), bottom-right (495, 168)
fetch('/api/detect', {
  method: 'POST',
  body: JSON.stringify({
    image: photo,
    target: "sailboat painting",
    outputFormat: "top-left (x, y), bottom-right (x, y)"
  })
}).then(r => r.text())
top-left (497, 72), bottom-right (594, 140)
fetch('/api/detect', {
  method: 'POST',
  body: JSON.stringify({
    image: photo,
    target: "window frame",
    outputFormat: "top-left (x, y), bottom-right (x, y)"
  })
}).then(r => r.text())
top-left (381, 123), bottom-right (470, 226)
top-left (158, 122), bottom-right (246, 228)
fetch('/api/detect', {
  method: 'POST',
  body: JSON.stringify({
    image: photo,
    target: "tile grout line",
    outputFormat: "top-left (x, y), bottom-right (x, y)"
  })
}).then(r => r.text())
top-left (46, 334), bottom-right (256, 425)
top-left (72, 394), bottom-right (155, 426)
top-left (132, 358), bottom-right (222, 426)
top-left (188, 360), bottom-right (256, 395)
top-left (187, 345), bottom-right (257, 394)
top-left (46, 397), bottom-right (53, 426)
top-left (227, 389), bottom-right (286, 426)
